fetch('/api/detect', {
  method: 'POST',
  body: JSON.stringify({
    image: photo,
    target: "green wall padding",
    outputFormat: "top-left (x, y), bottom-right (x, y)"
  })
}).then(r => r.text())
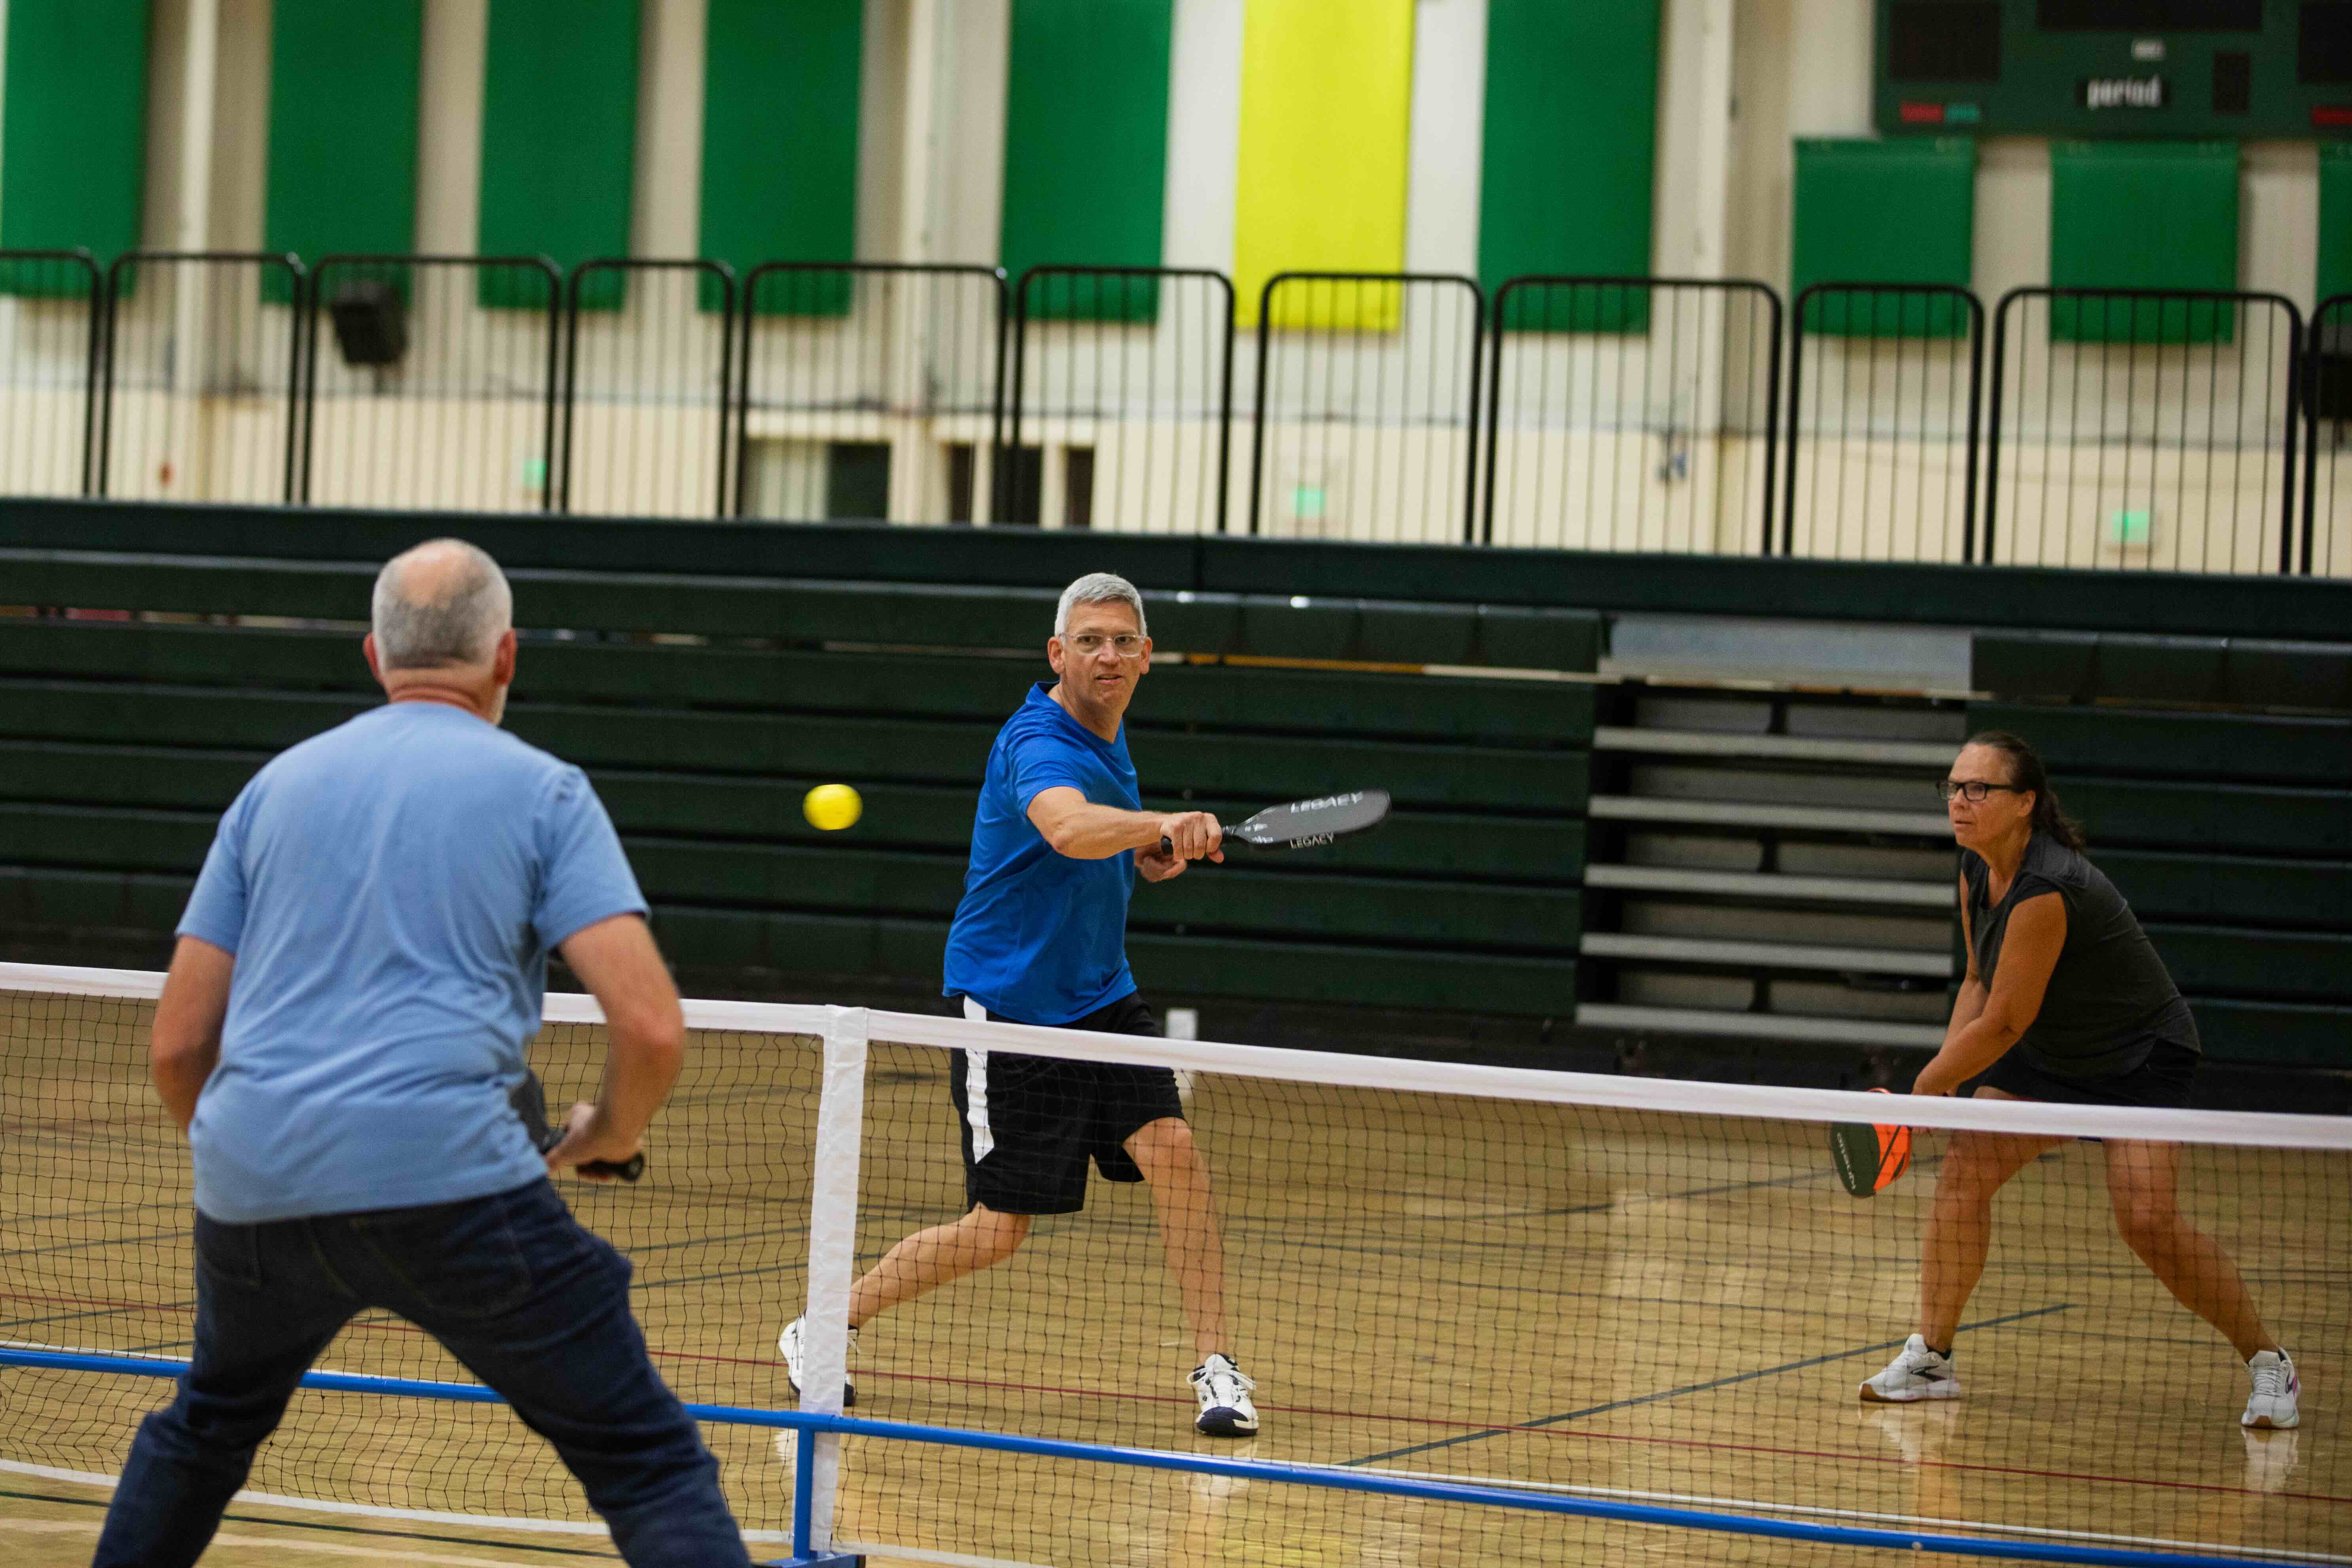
top-left (478, 0), bottom-right (639, 309)
top-left (1791, 137), bottom-right (1974, 338)
top-left (2322, 145), bottom-right (2352, 307)
top-left (263, 0), bottom-right (423, 304)
top-left (999, 0), bottom-right (1173, 322)
top-left (700, 0), bottom-right (861, 316)
top-left (0, 0), bottom-right (147, 294)
top-left (1479, 0), bottom-right (1659, 333)
top-left (2048, 142), bottom-right (2239, 344)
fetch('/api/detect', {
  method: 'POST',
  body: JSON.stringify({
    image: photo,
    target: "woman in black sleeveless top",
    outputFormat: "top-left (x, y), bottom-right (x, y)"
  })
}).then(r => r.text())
top-left (1857, 733), bottom-right (2298, 1429)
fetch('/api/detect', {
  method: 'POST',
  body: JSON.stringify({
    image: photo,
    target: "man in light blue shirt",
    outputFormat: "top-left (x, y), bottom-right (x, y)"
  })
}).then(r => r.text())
top-left (93, 540), bottom-right (752, 1568)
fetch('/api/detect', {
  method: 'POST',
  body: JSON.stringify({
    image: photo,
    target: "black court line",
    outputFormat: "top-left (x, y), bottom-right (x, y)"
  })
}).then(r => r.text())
top-left (1344, 1303), bottom-right (2076, 1468)
top-left (631, 1261), bottom-right (803, 1295)
top-left (0, 1228), bottom-right (190, 1261)
top-left (1064, 1156), bottom-right (1945, 1262)
top-left (611, 1221), bottom-right (810, 1259)
top-left (0, 1486), bottom-right (620, 1558)
top-left (0, 1301), bottom-right (194, 1335)
top-left (1, 1198), bottom-right (184, 1228)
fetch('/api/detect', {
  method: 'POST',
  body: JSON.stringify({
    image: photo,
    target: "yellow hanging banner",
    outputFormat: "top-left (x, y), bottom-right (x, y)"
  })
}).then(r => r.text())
top-left (1231, 0), bottom-right (1416, 331)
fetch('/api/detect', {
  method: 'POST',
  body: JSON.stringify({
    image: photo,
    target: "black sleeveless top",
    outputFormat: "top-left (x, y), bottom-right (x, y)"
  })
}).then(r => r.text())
top-left (1960, 832), bottom-right (2199, 1079)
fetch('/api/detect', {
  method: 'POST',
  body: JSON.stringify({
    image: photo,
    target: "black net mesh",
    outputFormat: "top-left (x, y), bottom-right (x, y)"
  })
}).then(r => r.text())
top-left (2, 981), bottom-right (2344, 1566)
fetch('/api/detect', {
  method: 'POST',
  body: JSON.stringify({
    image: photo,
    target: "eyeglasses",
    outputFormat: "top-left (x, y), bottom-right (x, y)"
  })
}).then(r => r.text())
top-left (1065, 633), bottom-right (1147, 656)
top-left (1938, 779), bottom-right (2025, 803)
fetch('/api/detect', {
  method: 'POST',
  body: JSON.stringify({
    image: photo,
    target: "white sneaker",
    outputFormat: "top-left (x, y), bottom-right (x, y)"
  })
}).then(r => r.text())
top-left (1859, 1335), bottom-right (1961, 1403)
top-left (777, 1316), bottom-right (858, 1407)
top-left (1190, 1353), bottom-right (1259, 1437)
top-left (2242, 1349), bottom-right (2299, 1429)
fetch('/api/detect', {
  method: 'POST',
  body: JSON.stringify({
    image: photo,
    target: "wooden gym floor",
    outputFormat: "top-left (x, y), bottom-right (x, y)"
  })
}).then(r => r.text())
top-left (2, 1004), bottom-right (2342, 1566)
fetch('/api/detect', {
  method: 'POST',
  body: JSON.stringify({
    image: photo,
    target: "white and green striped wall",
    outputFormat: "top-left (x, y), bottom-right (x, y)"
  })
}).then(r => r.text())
top-left (0, 0), bottom-right (2337, 312)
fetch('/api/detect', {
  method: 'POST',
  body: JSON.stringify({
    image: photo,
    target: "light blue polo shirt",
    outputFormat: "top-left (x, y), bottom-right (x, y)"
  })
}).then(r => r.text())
top-left (177, 700), bottom-right (647, 1224)
top-left (942, 682), bottom-right (1139, 1025)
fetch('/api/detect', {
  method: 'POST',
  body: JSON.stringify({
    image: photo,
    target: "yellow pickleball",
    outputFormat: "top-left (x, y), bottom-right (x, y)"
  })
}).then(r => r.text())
top-left (803, 783), bottom-right (862, 831)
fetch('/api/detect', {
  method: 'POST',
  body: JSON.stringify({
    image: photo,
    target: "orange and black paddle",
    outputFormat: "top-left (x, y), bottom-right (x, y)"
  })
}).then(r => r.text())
top-left (1830, 1088), bottom-right (1913, 1198)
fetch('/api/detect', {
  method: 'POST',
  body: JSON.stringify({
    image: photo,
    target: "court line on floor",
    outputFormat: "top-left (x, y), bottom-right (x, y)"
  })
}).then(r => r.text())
top-left (0, 1460), bottom-right (790, 1545)
top-left (0, 1486), bottom-right (617, 1560)
top-left (0, 1198), bottom-right (185, 1229)
top-left (1342, 1303), bottom-right (2076, 1466)
top-left (0, 1228), bottom-right (190, 1261)
top-left (48, 1310), bottom-right (2304, 1509)
top-left (1336, 1464), bottom-right (2352, 1566)
top-left (0, 1515), bottom-right (584, 1566)
top-left (851, 1356), bottom-right (2350, 1507)
top-left (44, 1320), bottom-right (2322, 1510)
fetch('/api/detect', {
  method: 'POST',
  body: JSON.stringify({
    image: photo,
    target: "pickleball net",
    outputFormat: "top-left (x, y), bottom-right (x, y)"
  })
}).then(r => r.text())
top-left (2, 961), bottom-right (2345, 1567)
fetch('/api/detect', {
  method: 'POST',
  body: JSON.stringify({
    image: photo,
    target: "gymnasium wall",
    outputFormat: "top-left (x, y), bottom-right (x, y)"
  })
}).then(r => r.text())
top-left (0, 530), bottom-right (1600, 1021)
top-left (2, 0), bottom-right (2328, 311)
top-left (3, 507), bottom-right (2346, 1067)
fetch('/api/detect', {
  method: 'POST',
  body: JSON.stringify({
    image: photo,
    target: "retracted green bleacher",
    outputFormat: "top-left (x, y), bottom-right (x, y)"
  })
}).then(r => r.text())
top-left (0, 559), bottom-right (1596, 1018)
top-left (1972, 632), bottom-right (2352, 1069)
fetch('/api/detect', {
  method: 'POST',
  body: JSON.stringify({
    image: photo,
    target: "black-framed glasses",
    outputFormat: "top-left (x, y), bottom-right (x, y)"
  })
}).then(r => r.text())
top-left (1065, 632), bottom-right (1147, 656)
top-left (1938, 779), bottom-right (2025, 803)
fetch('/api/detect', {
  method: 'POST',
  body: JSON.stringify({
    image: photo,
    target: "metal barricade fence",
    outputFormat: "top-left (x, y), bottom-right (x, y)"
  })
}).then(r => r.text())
top-left (1784, 283), bottom-right (1983, 563)
top-left (1984, 287), bottom-right (2305, 575)
top-left (732, 262), bottom-right (1005, 524)
top-left (300, 255), bottom-right (563, 513)
top-left (1483, 277), bottom-right (1781, 553)
top-left (1004, 267), bottom-right (1234, 533)
top-left (1248, 272), bottom-right (1483, 543)
top-left (2306, 295), bottom-right (2352, 578)
top-left (98, 252), bottom-right (306, 504)
top-left (561, 259), bottom-right (737, 518)
top-left (0, 249), bottom-right (102, 498)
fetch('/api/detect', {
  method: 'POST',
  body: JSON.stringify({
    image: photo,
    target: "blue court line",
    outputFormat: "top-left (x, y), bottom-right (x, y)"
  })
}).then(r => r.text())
top-left (0, 1342), bottom-right (2303, 1568)
top-left (1344, 1302), bottom-right (2077, 1467)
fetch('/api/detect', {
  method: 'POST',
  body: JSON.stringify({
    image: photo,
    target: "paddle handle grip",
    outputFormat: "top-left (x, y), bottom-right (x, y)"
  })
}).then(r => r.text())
top-left (1157, 829), bottom-right (1229, 859)
top-left (580, 1154), bottom-right (646, 1183)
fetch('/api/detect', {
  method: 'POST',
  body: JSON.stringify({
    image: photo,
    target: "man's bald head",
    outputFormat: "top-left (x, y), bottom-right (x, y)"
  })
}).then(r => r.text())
top-left (371, 539), bottom-right (513, 671)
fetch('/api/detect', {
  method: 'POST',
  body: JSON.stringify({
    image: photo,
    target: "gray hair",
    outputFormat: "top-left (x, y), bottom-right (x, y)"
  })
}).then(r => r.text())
top-left (371, 539), bottom-right (513, 670)
top-left (1054, 571), bottom-right (1147, 638)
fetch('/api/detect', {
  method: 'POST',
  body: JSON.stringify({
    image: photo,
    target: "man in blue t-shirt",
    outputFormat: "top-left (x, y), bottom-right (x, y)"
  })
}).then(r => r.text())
top-left (777, 573), bottom-right (1261, 1438)
top-left (92, 540), bottom-right (751, 1568)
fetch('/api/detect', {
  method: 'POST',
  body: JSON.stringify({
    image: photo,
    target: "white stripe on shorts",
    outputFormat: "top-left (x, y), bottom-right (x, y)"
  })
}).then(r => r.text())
top-left (961, 997), bottom-right (993, 1162)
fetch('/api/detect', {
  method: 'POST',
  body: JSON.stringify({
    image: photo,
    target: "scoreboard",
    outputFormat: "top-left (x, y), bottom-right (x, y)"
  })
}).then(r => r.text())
top-left (1874, 0), bottom-right (2352, 137)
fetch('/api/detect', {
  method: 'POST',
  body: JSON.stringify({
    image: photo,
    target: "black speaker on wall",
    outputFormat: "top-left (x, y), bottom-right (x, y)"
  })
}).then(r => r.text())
top-left (2314, 323), bottom-right (2352, 421)
top-left (329, 279), bottom-right (407, 368)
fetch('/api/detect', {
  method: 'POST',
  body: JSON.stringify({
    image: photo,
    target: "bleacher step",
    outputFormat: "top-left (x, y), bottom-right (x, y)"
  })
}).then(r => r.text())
top-left (1575, 1002), bottom-right (1947, 1050)
top-left (1581, 931), bottom-right (1954, 978)
top-left (1585, 864), bottom-right (1955, 907)
top-left (1589, 796), bottom-right (1955, 837)
top-left (1593, 726), bottom-right (1958, 767)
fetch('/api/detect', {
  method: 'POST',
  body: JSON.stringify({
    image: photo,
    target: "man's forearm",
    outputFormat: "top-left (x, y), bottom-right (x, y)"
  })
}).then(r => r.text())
top-left (1038, 801), bottom-right (1163, 860)
top-left (151, 935), bottom-right (234, 1133)
top-left (597, 1034), bottom-right (683, 1143)
top-left (153, 1042), bottom-right (220, 1132)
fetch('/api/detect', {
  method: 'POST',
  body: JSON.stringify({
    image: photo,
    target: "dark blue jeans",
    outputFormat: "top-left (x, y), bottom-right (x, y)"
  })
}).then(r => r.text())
top-left (91, 1179), bottom-right (752, 1568)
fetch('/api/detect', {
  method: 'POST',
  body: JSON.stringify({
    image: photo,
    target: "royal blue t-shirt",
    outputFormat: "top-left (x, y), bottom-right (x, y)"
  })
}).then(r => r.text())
top-left (943, 682), bottom-right (1140, 1024)
top-left (176, 701), bottom-right (648, 1224)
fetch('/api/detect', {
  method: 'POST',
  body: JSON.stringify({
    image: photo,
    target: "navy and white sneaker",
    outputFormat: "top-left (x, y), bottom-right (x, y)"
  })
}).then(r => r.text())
top-left (1190, 1353), bottom-right (1260, 1437)
top-left (2243, 1349), bottom-right (2299, 1429)
top-left (1859, 1335), bottom-right (1960, 1403)
top-left (778, 1316), bottom-right (858, 1407)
